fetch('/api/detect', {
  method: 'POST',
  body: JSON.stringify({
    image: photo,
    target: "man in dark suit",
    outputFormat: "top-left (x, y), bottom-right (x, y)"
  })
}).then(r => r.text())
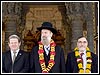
top-left (65, 36), bottom-right (98, 73)
top-left (30, 22), bottom-right (66, 73)
top-left (2, 34), bottom-right (29, 73)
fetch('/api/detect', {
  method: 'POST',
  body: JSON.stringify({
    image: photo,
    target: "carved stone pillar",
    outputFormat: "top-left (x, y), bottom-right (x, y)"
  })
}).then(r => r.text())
top-left (64, 3), bottom-right (72, 59)
top-left (2, 2), bottom-right (23, 51)
top-left (83, 3), bottom-right (94, 53)
top-left (5, 15), bottom-right (18, 50)
top-left (71, 14), bottom-right (83, 50)
top-left (67, 3), bottom-right (83, 50)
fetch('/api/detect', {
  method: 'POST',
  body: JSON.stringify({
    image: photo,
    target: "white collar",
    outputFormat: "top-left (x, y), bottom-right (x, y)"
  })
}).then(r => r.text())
top-left (44, 44), bottom-right (50, 48)
top-left (79, 50), bottom-right (86, 54)
top-left (11, 49), bottom-right (20, 55)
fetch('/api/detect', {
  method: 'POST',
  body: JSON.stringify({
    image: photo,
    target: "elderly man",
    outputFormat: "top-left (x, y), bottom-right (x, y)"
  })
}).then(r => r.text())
top-left (30, 22), bottom-right (66, 73)
top-left (65, 36), bottom-right (98, 73)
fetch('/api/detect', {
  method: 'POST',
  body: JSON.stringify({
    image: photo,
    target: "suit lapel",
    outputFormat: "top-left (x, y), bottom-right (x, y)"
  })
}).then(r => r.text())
top-left (72, 52), bottom-right (79, 73)
top-left (7, 51), bottom-right (12, 63)
top-left (15, 50), bottom-right (23, 62)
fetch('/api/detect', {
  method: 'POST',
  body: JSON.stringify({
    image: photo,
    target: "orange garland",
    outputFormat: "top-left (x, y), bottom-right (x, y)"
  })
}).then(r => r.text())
top-left (74, 47), bottom-right (92, 73)
top-left (38, 39), bottom-right (56, 73)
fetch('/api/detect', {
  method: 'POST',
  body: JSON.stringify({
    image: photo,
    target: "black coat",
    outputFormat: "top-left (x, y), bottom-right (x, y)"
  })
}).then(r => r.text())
top-left (2, 50), bottom-right (30, 73)
top-left (65, 51), bottom-right (98, 73)
top-left (30, 45), bottom-right (66, 73)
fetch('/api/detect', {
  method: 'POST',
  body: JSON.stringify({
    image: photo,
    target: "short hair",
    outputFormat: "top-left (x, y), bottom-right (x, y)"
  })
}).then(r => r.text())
top-left (8, 34), bottom-right (21, 43)
top-left (77, 36), bottom-right (87, 41)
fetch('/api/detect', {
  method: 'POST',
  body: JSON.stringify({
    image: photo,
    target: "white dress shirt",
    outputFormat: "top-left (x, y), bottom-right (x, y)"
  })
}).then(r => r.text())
top-left (79, 50), bottom-right (91, 73)
top-left (44, 44), bottom-right (50, 55)
top-left (11, 49), bottom-right (19, 61)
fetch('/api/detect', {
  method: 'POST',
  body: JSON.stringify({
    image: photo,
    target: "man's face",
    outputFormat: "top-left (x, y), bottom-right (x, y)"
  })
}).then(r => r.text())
top-left (77, 37), bottom-right (88, 52)
top-left (8, 38), bottom-right (21, 51)
top-left (41, 29), bottom-right (52, 45)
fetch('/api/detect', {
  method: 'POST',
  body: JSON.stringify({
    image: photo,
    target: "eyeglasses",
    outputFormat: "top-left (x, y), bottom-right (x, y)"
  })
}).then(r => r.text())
top-left (77, 41), bottom-right (87, 44)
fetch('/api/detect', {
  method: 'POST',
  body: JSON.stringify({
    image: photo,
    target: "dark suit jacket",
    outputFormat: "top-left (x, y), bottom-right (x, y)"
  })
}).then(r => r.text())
top-left (2, 50), bottom-right (30, 73)
top-left (65, 51), bottom-right (98, 73)
top-left (30, 45), bottom-right (66, 73)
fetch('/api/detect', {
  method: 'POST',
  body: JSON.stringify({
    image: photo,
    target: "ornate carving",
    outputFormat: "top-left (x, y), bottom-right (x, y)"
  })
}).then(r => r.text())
top-left (2, 22), bottom-right (5, 52)
top-left (23, 29), bottom-right (65, 52)
top-left (7, 2), bottom-right (15, 14)
top-left (52, 30), bottom-right (65, 46)
top-left (20, 4), bottom-right (68, 53)
top-left (23, 30), bottom-right (36, 52)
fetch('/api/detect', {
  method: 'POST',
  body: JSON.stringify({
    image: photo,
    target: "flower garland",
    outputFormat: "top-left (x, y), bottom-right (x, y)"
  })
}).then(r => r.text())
top-left (38, 39), bottom-right (56, 73)
top-left (74, 47), bottom-right (92, 73)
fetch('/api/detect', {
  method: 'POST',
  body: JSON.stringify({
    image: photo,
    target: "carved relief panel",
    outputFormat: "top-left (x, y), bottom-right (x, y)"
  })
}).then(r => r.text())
top-left (22, 5), bottom-right (66, 52)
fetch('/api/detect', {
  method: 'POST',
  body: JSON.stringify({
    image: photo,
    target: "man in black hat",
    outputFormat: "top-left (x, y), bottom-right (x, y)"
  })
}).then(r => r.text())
top-left (30, 22), bottom-right (66, 73)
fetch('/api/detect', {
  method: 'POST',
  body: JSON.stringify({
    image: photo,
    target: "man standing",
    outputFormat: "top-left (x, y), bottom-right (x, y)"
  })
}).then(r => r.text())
top-left (2, 34), bottom-right (29, 73)
top-left (66, 36), bottom-right (98, 73)
top-left (30, 22), bottom-right (66, 73)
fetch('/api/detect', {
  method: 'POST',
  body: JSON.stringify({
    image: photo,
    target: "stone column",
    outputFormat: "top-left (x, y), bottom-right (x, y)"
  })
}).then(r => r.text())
top-left (5, 15), bottom-right (18, 50)
top-left (65, 2), bottom-right (72, 56)
top-left (2, 2), bottom-right (23, 51)
top-left (65, 2), bottom-right (84, 51)
top-left (71, 14), bottom-right (83, 50)
top-left (83, 3), bottom-right (94, 52)
top-left (70, 2), bottom-right (84, 50)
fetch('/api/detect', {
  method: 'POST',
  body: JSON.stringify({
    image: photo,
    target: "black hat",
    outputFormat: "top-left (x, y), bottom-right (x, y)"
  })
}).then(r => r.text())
top-left (37, 22), bottom-right (57, 34)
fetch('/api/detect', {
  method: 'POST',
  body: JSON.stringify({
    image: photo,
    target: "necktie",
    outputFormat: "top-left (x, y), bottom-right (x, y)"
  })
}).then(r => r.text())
top-left (46, 47), bottom-right (49, 55)
top-left (11, 51), bottom-right (17, 73)
top-left (12, 52), bottom-right (16, 63)
top-left (80, 53), bottom-right (84, 65)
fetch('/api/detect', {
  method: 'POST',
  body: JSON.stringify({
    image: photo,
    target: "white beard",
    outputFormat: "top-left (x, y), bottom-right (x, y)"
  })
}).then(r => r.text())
top-left (41, 36), bottom-right (51, 45)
